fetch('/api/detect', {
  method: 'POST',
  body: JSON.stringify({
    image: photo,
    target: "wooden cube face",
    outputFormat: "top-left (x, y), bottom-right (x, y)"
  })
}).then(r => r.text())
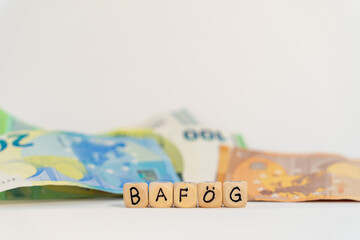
top-left (149, 182), bottom-right (174, 208)
top-left (223, 181), bottom-right (247, 208)
top-left (174, 182), bottom-right (197, 208)
top-left (123, 182), bottom-right (149, 208)
top-left (197, 182), bottom-right (222, 208)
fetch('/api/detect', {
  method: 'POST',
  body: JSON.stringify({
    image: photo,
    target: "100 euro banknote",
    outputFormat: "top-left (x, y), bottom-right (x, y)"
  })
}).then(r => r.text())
top-left (110, 109), bottom-right (246, 182)
top-left (0, 130), bottom-right (180, 195)
top-left (218, 147), bottom-right (360, 201)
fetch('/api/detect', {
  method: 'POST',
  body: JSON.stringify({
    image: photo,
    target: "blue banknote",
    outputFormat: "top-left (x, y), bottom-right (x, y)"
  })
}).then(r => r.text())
top-left (0, 130), bottom-right (180, 194)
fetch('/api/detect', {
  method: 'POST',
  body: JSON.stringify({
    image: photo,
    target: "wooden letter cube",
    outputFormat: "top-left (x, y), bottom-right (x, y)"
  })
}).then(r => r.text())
top-left (197, 182), bottom-right (222, 208)
top-left (174, 182), bottom-right (197, 208)
top-left (123, 182), bottom-right (149, 208)
top-left (223, 181), bottom-right (247, 208)
top-left (149, 182), bottom-right (174, 208)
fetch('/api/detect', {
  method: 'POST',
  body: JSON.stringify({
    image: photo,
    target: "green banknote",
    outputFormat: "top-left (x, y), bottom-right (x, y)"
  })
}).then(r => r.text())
top-left (0, 108), bottom-right (37, 134)
top-left (1, 186), bottom-right (118, 200)
top-left (0, 130), bottom-right (180, 200)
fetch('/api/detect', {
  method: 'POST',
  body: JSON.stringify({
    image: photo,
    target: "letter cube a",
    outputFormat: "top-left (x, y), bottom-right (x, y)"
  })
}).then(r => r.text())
top-left (223, 181), bottom-right (247, 208)
top-left (197, 182), bottom-right (222, 208)
top-left (149, 182), bottom-right (174, 208)
top-left (123, 182), bottom-right (149, 208)
top-left (174, 182), bottom-right (197, 208)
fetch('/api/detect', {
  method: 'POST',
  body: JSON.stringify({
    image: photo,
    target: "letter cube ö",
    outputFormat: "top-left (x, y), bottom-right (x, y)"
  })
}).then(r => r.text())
top-left (149, 182), bottom-right (174, 208)
top-left (223, 181), bottom-right (247, 208)
top-left (197, 182), bottom-right (222, 208)
top-left (174, 182), bottom-right (197, 208)
top-left (123, 182), bottom-right (149, 208)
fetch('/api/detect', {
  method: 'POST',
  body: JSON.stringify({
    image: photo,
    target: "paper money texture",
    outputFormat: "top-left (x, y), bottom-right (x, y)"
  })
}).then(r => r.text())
top-left (219, 147), bottom-right (360, 201)
top-left (0, 130), bottom-right (180, 195)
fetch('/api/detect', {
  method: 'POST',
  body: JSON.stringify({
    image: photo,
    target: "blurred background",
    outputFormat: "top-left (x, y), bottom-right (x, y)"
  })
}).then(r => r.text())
top-left (0, 0), bottom-right (359, 156)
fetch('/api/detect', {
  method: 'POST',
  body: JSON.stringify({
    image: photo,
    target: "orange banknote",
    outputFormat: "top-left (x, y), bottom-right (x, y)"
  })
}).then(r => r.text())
top-left (217, 146), bottom-right (360, 202)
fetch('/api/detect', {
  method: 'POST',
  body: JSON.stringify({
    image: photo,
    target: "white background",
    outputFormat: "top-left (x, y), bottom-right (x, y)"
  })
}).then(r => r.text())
top-left (1, 200), bottom-right (360, 240)
top-left (0, 1), bottom-right (360, 239)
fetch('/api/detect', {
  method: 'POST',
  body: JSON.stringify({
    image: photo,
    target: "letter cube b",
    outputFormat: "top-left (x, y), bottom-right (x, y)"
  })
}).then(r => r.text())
top-left (149, 182), bottom-right (174, 208)
top-left (174, 182), bottom-right (197, 208)
top-left (223, 181), bottom-right (247, 208)
top-left (197, 182), bottom-right (222, 208)
top-left (123, 182), bottom-right (149, 208)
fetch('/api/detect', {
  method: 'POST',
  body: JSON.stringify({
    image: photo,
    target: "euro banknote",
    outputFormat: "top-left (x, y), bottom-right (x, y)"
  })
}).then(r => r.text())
top-left (1, 108), bottom-right (246, 183)
top-left (135, 110), bottom-right (246, 181)
top-left (218, 147), bottom-right (360, 201)
top-left (0, 130), bottom-right (180, 199)
top-left (0, 186), bottom-right (119, 200)
top-left (106, 109), bottom-right (201, 179)
top-left (0, 108), bottom-right (195, 180)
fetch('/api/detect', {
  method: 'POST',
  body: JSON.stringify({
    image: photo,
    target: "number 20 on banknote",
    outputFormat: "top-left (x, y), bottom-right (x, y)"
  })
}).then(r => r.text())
top-left (0, 134), bottom-right (33, 152)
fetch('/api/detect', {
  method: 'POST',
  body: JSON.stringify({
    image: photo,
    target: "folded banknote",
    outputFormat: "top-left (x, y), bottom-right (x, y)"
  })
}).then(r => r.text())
top-left (1, 108), bottom-right (247, 183)
top-left (218, 147), bottom-right (360, 201)
top-left (0, 130), bottom-right (180, 196)
top-left (110, 109), bottom-right (247, 182)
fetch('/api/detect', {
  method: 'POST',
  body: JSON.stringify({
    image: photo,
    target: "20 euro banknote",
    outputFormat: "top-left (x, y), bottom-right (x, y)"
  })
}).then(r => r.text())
top-left (0, 130), bottom-right (180, 195)
top-left (218, 147), bottom-right (360, 201)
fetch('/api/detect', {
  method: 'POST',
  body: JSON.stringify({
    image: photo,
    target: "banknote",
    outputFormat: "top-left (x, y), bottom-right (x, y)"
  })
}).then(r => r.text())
top-left (0, 108), bottom-right (193, 180)
top-left (106, 128), bottom-right (185, 179)
top-left (0, 186), bottom-right (119, 200)
top-left (0, 130), bottom-right (180, 198)
top-left (0, 110), bottom-right (179, 200)
top-left (218, 147), bottom-right (360, 201)
top-left (0, 108), bottom-right (246, 183)
top-left (0, 108), bottom-right (37, 134)
top-left (134, 109), bottom-right (246, 181)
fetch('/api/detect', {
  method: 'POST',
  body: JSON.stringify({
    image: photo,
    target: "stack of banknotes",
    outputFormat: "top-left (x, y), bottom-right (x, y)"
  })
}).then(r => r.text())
top-left (1, 108), bottom-right (359, 202)
top-left (0, 108), bottom-right (245, 200)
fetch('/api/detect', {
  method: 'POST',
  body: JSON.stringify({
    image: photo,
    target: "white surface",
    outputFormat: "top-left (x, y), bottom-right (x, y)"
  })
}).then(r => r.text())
top-left (1, 1), bottom-right (360, 239)
top-left (1, 199), bottom-right (359, 240)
